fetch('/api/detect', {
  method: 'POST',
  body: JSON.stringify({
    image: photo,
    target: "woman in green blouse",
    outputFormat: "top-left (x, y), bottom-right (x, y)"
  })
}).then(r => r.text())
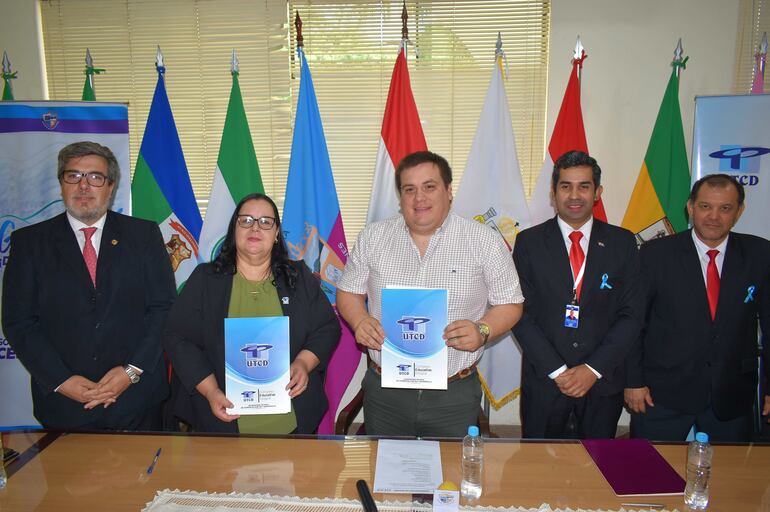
top-left (164, 193), bottom-right (341, 434)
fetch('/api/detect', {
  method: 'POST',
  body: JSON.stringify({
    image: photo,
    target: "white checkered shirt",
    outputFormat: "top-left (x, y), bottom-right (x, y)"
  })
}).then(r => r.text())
top-left (338, 212), bottom-right (524, 375)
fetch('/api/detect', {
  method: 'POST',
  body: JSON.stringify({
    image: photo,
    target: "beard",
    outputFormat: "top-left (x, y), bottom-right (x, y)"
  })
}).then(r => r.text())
top-left (64, 195), bottom-right (110, 224)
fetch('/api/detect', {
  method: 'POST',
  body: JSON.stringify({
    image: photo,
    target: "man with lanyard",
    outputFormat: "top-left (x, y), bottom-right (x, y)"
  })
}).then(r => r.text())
top-left (337, 150), bottom-right (524, 437)
top-left (513, 150), bottom-right (643, 438)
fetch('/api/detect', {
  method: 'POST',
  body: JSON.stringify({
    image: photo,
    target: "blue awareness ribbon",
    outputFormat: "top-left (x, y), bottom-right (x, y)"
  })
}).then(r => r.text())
top-left (744, 285), bottom-right (755, 303)
top-left (600, 273), bottom-right (613, 290)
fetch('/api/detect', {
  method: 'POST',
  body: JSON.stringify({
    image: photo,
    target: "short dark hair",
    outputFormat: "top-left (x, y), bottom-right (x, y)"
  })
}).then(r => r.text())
top-left (395, 151), bottom-right (452, 192)
top-left (57, 141), bottom-right (120, 184)
top-left (212, 192), bottom-right (298, 289)
top-left (688, 173), bottom-right (745, 206)
top-left (551, 150), bottom-right (601, 191)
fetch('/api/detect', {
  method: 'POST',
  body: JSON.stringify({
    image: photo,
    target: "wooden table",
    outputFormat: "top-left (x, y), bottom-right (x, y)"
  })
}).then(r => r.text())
top-left (2, 431), bottom-right (769, 511)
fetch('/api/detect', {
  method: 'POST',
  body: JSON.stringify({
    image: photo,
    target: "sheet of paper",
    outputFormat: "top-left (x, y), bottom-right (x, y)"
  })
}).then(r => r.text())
top-left (373, 439), bottom-right (443, 493)
top-left (225, 316), bottom-right (291, 415)
top-left (380, 287), bottom-right (448, 389)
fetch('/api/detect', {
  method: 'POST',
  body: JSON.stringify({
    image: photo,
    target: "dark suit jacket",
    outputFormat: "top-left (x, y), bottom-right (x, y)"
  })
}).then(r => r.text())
top-left (626, 230), bottom-right (770, 420)
top-left (163, 261), bottom-right (341, 434)
top-left (513, 217), bottom-right (644, 396)
top-left (2, 211), bottom-right (176, 428)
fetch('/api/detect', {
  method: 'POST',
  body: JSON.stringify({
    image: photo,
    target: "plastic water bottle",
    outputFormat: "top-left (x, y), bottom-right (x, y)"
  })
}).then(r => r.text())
top-left (461, 425), bottom-right (483, 500)
top-left (684, 431), bottom-right (713, 509)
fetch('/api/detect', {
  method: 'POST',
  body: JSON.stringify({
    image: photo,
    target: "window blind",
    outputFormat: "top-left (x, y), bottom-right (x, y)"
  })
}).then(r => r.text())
top-left (40, 0), bottom-right (550, 241)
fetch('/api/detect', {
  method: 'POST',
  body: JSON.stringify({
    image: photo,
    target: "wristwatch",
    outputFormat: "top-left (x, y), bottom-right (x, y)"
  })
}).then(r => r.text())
top-left (124, 365), bottom-right (141, 384)
top-left (476, 322), bottom-right (491, 344)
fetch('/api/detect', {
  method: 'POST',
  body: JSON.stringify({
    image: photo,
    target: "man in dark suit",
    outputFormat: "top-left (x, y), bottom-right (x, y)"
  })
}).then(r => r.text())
top-left (2, 141), bottom-right (176, 430)
top-left (625, 174), bottom-right (770, 442)
top-left (513, 150), bottom-right (643, 438)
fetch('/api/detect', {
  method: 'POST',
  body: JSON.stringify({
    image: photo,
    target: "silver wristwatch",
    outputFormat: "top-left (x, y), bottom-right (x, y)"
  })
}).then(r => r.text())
top-left (124, 365), bottom-right (141, 384)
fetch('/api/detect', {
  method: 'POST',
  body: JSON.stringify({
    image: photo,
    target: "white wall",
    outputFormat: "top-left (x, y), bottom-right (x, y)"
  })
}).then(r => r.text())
top-left (0, 0), bottom-right (742, 430)
top-left (0, 0), bottom-right (47, 100)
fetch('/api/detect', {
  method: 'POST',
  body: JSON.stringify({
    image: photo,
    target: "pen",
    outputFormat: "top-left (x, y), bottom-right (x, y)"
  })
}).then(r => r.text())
top-left (146, 447), bottom-right (162, 475)
top-left (356, 479), bottom-right (379, 512)
top-left (620, 503), bottom-right (664, 509)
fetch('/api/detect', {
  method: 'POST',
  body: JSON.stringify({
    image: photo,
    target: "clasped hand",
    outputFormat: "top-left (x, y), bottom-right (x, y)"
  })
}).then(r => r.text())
top-left (58, 366), bottom-right (131, 410)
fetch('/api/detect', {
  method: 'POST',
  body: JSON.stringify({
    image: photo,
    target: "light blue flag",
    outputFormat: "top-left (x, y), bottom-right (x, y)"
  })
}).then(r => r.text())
top-left (282, 47), bottom-right (359, 435)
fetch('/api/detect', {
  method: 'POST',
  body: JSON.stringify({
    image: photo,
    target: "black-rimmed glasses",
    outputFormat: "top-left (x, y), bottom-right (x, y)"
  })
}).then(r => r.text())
top-left (61, 171), bottom-right (109, 187)
top-left (237, 215), bottom-right (277, 230)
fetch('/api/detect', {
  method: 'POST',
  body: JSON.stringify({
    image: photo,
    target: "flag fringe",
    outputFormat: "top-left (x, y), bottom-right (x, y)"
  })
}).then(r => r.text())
top-left (478, 370), bottom-right (520, 410)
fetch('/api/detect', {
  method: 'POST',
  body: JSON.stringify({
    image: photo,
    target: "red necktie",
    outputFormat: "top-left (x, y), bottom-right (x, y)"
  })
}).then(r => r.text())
top-left (706, 249), bottom-right (720, 321)
top-left (81, 227), bottom-right (98, 287)
top-left (568, 231), bottom-right (585, 300)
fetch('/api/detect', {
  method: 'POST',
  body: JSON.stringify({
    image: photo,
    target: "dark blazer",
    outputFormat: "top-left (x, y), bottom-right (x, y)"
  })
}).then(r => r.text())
top-left (2, 211), bottom-right (176, 428)
top-left (626, 230), bottom-right (770, 420)
top-left (513, 217), bottom-right (644, 396)
top-left (163, 261), bottom-right (341, 434)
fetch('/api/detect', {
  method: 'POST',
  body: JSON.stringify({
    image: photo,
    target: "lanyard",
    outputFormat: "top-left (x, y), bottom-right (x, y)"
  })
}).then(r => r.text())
top-left (571, 243), bottom-right (587, 303)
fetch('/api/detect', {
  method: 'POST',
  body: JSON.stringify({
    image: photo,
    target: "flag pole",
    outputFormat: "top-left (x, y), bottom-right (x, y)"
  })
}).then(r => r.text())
top-left (673, 38), bottom-right (687, 79)
top-left (573, 35), bottom-right (586, 85)
top-left (752, 32), bottom-right (767, 94)
top-left (295, 11), bottom-right (304, 50)
top-left (401, 1), bottom-right (409, 57)
top-left (156, 45), bottom-right (165, 78)
top-left (82, 48), bottom-right (105, 101)
top-left (2, 51), bottom-right (17, 101)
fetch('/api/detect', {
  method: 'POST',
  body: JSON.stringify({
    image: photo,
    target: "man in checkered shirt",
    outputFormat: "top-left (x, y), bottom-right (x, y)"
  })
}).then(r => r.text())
top-left (337, 151), bottom-right (524, 437)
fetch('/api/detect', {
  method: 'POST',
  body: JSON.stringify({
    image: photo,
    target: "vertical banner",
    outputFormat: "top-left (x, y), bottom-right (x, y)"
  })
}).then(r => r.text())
top-left (692, 94), bottom-right (770, 240)
top-left (0, 101), bottom-right (131, 428)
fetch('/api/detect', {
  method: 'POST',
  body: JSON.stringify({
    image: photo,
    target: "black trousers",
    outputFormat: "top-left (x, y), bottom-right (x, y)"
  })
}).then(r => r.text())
top-left (521, 376), bottom-right (622, 439)
top-left (631, 401), bottom-right (753, 442)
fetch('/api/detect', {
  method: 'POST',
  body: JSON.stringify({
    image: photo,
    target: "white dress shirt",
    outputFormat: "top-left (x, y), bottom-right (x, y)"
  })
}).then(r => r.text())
top-left (691, 229), bottom-right (728, 285)
top-left (67, 212), bottom-right (107, 255)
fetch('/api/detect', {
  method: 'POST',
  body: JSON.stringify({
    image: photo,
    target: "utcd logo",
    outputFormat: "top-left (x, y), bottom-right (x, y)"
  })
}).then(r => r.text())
top-left (709, 145), bottom-right (769, 172)
top-left (396, 364), bottom-right (411, 375)
top-left (397, 316), bottom-right (430, 340)
top-left (240, 344), bottom-right (273, 367)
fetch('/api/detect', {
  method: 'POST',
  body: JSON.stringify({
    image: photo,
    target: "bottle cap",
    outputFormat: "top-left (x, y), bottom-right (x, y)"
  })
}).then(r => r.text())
top-left (468, 425), bottom-right (479, 437)
top-left (695, 432), bottom-right (709, 443)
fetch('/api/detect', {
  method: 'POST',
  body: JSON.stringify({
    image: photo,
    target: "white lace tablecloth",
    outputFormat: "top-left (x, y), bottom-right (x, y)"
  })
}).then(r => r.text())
top-left (142, 490), bottom-right (678, 512)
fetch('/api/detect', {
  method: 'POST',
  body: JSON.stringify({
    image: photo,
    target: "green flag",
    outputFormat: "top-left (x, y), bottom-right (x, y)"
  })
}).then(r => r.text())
top-left (198, 63), bottom-right (264, 261)
top-left (622, 60), bottom-right (691, 236)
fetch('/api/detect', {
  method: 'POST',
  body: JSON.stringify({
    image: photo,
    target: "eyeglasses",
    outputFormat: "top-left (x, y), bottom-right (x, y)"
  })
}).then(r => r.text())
top-left (61, 171), bottom-right (109, 187)
top-left (399, 181), bottom-right (441, 197)
top-left (236, 215), bottom-right (277, 230)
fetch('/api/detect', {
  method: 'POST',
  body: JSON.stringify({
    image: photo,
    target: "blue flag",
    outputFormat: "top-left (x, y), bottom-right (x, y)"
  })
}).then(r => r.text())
top-left (132, 63), bottom-right (202, 288)
top-left (282, 47), bottom-right (359, 435)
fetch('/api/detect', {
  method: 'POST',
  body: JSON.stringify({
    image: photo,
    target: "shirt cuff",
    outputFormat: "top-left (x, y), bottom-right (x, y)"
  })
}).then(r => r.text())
top-left (128, 364), bottom-right (144, 374)
top-left (548, 365), bottom-right (568, 379)
top-left (585, 364), bottom-right (602, 379)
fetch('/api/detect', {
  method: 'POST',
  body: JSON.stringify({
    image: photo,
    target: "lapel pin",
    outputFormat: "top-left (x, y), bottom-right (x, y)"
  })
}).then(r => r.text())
top-left (600, 273), bottom-right (613, 290)
top-left (281, 297), bottom-right (290, 305)
top-left (111, 239), bottom-right (118, 246)
top-left (597, 241), bottom-right (605, 247)
top-left (744, 285), bottom-right (756, 303)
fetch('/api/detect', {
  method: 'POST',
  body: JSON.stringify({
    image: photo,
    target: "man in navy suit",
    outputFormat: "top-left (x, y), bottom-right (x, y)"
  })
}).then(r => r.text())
top-left (513, 150), bottom-right (644, 438)
top-left (625, 174), bottom-right (770, 441)
top-left (2, 141), bottom-right (176, 430)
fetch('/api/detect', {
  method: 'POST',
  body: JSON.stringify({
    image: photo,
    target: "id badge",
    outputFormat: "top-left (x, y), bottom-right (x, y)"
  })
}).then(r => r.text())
top-left (564, 304), bottom-right (580, 328)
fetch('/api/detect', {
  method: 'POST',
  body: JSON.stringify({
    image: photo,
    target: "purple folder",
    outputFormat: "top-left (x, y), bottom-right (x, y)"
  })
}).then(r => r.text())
top-left (581, 439), bottom-right (686, 496)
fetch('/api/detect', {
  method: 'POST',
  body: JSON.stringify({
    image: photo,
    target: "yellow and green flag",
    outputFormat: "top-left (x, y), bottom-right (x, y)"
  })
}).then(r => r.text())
top-left (622, 64), bottom-right (690, 236)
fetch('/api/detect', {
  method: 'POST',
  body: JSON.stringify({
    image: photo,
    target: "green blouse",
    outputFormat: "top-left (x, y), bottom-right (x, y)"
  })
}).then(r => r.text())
top-left (229, 271), bottom-right (297, 434)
